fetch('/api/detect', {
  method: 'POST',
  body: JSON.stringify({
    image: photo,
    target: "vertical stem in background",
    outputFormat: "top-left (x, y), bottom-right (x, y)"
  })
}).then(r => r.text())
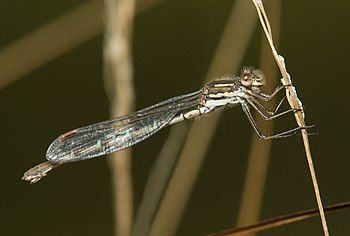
top-left (0, 0), bottom-right (165, 90)
top-left (236, 0), bottom-right (280, 232)
top-left (103, 0), bottom-right (135, 235)
top-left (0, 0), bottom-right (104, 89)
top-left (149, 1), bottom-right (257, 235)
top-left (250, 1), bottom-right (329, 235)
top-left (132, 123), bottom-right (190, 236)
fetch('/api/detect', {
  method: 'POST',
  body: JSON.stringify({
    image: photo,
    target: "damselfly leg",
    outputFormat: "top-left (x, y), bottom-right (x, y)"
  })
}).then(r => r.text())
top-left (247, 96), bottom-right (304, 121)
top-left (241, 75), bottom-right (308, 139)
top-left (241, 101), bottom-right (313, 140)
top-left (251, 84), bottom-right (293, 101)
top-left (248, 96), bottom-right (285, 116)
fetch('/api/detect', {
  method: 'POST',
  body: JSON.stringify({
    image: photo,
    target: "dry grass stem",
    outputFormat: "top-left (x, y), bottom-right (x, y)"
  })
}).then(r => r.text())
top-left (0, 0), bottom-right (103, 89)
top-left (237, 0), bottom-right (281, 231)
top-left (0, 0), bottom-right (164, 90)
top-left (250, 0), bottom-right (329, 235)
top-left (133, 123), bottom-right (190, 236)
top-left (150, 1), bottom-right (258, 235)
top-left (103, 0), bottom-right (136, 235)
top-left (210, 201), bottom-right (350, 236)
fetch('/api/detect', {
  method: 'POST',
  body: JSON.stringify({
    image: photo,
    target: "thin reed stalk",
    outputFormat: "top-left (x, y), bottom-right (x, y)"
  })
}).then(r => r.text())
top-left (0, 0), bottom-right (164, 90)
top-left (149, 1), bottom-right (258, 235)
top-left (132, 123), bottom-right (190, 236)
top-left (103, 0), bottom-right (136, 235)
top-left (211, 201), bottom-right (350, 236)
top-left (236, 0), bottom-right (281, 232)
top-left (0, 0), bottom-right (103, 89)
top-left (250, 0), bottom-right (329, 235)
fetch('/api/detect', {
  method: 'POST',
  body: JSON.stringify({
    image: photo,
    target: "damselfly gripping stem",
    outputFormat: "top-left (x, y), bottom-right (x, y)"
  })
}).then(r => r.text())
top-left (23, 67), bottom-right (313, 183)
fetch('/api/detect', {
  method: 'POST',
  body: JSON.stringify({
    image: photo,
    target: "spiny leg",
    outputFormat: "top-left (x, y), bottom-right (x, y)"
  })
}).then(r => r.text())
top-left (250, 84), bottom-right (285, 101)
top-left (248, 96), bottom-right (296, 120)
top-left (241, 102), bottom-right (312, 140)
top-left (247, 97), bottom-right (301, 121)
top-left (264, 125), bottom-right (316, 139)
top-left (245, 84), bottom-right (291, 116)
top-left (247, 99), bottom-right (301, 120)
top-left (248, 96), bottom-right (287, 116)
top-left (250, 83), bottom-right (294, 102)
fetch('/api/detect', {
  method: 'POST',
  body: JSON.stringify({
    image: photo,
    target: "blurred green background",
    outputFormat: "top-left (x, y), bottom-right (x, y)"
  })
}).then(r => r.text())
top-left (1, 0), bottom-right (350, 235)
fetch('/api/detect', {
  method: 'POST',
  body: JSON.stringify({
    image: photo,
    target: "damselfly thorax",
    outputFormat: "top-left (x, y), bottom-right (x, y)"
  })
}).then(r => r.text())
top-left (22, 67), bottom-right (312, 183)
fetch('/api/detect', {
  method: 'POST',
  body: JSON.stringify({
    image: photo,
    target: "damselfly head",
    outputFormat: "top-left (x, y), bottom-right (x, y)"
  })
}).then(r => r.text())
top-left (240, 67), bottom-right (265, 92)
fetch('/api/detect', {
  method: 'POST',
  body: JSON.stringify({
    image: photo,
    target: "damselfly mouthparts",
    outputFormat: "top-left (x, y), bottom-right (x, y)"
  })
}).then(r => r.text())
top-left (23, 67), bottom-right (312, 183)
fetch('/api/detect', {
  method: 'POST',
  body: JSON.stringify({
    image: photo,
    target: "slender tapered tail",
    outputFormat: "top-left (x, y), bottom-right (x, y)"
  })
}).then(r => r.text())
top-left (22, 161), bottom-right (57, 184)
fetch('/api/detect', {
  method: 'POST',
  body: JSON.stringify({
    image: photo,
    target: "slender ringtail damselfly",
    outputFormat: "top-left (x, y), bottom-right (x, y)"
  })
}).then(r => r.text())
top-left (23, 67), bottom-right (311, 183)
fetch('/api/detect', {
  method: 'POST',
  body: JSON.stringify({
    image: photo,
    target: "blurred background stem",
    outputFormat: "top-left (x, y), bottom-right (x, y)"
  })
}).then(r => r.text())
top-left (236, 0), bottom-right (281, 233)
top-left (149, 1), bottom-right (257, 235)
top-left (103, 0), bottom-right (136, 235)
top-left (0, 0), bottom-right (162, 90)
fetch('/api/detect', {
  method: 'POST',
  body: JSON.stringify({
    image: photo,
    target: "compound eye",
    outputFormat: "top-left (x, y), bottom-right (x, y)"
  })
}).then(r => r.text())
top-left (241, 73), bottom-right (253, 87)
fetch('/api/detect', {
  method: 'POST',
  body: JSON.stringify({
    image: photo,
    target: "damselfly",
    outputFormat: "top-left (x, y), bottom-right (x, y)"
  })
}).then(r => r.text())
top-left (23, 67), bottom-right (311, 183)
